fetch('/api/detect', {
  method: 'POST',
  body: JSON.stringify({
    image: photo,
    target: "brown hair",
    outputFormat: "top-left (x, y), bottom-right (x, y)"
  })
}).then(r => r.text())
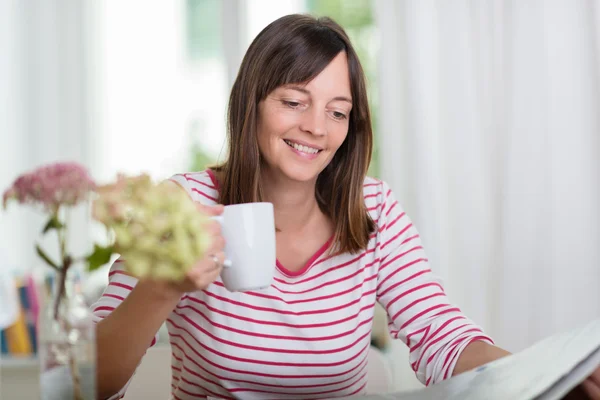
top-left (213, 14), bottom-right (375, 255)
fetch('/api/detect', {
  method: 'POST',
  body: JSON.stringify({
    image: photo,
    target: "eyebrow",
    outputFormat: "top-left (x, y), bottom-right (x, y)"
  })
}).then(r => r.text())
top-left (284, 85), bottom-right (353, 104)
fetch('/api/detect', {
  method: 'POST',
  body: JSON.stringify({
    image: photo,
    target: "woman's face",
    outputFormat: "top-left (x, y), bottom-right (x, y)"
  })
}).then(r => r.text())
top-left (257, 52), bottom-right (352, 183)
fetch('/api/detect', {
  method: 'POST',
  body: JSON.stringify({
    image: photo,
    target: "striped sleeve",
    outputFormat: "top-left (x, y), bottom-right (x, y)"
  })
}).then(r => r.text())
top-left (169, 171), bottom-right (219, 207)
top-left (375, 181), bottom-right (493, 386)
top-left (90, 259), bottom-right (159, 400)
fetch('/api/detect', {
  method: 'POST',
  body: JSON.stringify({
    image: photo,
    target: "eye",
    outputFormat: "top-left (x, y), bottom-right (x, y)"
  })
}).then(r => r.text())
top-left (282, 100), bottom-right (301, 109)
top-left (332, 111), bottom-right (347, 120)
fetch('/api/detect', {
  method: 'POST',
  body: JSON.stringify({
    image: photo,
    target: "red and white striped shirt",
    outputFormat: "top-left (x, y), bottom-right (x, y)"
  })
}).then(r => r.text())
top-left (92, 170), bottom-right (492, 399)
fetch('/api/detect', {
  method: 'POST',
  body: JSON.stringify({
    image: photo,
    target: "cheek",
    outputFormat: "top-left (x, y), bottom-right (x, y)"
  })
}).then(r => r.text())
top-left (270, 116), bottom-right (295, 140)
top-left (329, 125), bottom-right (349, 150)
top-left (259, 112), bottom-right (294, 146)
top-left (257, 120), bottom-right (287, 161)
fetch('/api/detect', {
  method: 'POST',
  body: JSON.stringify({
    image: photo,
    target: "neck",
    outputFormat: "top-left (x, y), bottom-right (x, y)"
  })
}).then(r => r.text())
top-left (260, 169), bottom-right (321, 233)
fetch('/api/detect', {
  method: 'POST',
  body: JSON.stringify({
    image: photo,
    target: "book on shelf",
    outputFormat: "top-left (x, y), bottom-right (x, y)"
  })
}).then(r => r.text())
top-left (0, 273), bottom-right (43, 359)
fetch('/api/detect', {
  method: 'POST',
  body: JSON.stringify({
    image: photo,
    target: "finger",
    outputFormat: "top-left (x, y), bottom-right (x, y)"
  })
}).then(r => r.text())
top-left (205, 220), bottom-right (221, 236)
top-left (190, 255), bottom-right (224, 288)
top-left (203, 251), bottom-right (225, 273)
top-left (212, 251), bottom-right (226, 268)
top-left (187, 259), bottom-right (216, 282)
top-left (187, 250), bottom-right (225, 279)
top-left (196, 203), bottom-right (224, 217)
top-left (207, 264), bottom-right (223, 283)
top-left (207, 257), bottom-right (225, 279)
top-left (583, 378), bottom-right (600, 400)
top-left (591, 367), bottom-right (600, 385)
top-left (206, 235), bottom-right (226, 255)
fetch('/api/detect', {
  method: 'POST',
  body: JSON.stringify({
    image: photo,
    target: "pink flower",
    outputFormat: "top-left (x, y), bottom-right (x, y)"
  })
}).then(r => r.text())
top-left (3, 162), bottom-right (96, 212)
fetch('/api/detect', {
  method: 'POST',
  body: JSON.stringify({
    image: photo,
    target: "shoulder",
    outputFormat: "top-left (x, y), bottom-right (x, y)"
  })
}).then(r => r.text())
top-left (363, 176), bottom-right (403, 224)
top-left (168, 170), bottom-right (219, 205)
top-left (362, 176), bottom-right (394, 205)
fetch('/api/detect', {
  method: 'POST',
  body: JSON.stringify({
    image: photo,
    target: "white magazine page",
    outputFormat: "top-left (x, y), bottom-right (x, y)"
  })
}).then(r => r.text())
top-left (356, 318), bottom-right (600, 400)
top-left (537, 341), bottom-right (600, 400)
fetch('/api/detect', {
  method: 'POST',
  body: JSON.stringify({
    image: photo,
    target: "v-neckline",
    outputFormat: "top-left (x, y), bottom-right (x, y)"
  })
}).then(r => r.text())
top-left (206, 169), bottom-right (334, 278)
top-left (275, 235), bottom-right (334, 277)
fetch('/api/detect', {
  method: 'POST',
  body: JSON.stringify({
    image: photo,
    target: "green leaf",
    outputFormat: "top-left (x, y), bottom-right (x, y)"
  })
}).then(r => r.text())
top-left (86, 244), bottom-right (115, 272)
top-left (42, 215), bottom-right (64, 234)
top-left (35, 244), bottom-right (59, 270)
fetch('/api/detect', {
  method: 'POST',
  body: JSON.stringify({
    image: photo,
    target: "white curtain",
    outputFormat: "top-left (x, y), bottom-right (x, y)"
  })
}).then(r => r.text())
top-left (0, 0), bottom-right (94, 273)
top-left (375, 0), bottom-right (600, 369)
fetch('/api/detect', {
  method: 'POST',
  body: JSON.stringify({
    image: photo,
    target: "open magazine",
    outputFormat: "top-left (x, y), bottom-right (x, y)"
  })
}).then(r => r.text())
top-left (357, 318), bottom-right (600, 400)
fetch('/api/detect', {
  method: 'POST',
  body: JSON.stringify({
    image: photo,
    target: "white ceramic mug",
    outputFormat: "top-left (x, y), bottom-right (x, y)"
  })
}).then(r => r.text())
top-left (213, 202), bottom-right (276, 292)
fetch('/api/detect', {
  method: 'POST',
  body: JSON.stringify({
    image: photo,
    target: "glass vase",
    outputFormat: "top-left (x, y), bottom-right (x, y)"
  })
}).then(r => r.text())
top-left (38, 268), bottom-right (96, 400)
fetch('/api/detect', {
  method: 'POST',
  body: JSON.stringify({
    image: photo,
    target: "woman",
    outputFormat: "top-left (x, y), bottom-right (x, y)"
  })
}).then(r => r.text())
top-left (93, 14), bottom-right (599, 400)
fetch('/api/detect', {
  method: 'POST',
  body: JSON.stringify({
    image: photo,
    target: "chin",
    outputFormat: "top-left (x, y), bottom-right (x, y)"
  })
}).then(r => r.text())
top-left (280, 165), bottom-right (322, 183)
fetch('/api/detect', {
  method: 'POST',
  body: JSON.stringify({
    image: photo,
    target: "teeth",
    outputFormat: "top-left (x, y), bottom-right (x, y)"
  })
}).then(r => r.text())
top-left (285, 140), bottom-right (320, 154)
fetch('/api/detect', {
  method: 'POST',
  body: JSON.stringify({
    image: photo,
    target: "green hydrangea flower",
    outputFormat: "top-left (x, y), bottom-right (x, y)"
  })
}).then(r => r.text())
top-left (93, 174), bottom-right (211, 281)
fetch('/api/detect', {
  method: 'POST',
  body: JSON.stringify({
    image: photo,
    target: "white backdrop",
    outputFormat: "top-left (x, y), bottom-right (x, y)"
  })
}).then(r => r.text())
top-left (375, 0), bottom-right (600, 363)
top-left (3, 0), bottom-right (599, 394)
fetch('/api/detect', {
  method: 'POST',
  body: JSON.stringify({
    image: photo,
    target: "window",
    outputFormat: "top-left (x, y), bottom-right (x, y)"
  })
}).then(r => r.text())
top-left (93, 1), bottom-right (228, 182)
top-left (186, 0), bottom-right (222, 62)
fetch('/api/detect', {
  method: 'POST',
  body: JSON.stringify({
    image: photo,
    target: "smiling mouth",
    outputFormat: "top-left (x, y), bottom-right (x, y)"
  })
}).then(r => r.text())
top-left (284, 139), bottom-right (322, 155)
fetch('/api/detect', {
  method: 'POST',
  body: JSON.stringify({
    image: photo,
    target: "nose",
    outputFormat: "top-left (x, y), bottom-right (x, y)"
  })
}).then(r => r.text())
top-left (299, 107), bottom-right (326, 136)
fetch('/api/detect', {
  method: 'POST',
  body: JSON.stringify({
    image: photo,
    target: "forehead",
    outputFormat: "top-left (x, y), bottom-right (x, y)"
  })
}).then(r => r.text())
top-left (280, 52), bottom-right (352, 100)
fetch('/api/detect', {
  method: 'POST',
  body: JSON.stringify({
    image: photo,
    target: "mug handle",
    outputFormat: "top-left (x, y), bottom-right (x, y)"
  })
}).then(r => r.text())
top-left (211, 215), bottom-right (232, 268)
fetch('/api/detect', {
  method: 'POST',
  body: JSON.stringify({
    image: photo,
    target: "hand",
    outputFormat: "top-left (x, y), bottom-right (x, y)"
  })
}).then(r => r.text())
top-left (564, 365), bottom-right (600, 400)
top-left (145, 203), bottom-right (226, 299)
top-left (582, 365), bottom-right (600, 399)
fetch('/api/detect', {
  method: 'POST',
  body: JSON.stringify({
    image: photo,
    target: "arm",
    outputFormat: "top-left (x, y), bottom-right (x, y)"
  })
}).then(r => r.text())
top-left (373, 183), bottom-right (600, 396)
top-left (452, 340), bottom-right (511, 376)
top-left (94, 189), bottom-right (226, 399)
top-left (95, 274), bottom-right (181, 399)
top-left (374, 182), bottom-right (495, 386)
top-left (96, 242), bottom-right (224, 399)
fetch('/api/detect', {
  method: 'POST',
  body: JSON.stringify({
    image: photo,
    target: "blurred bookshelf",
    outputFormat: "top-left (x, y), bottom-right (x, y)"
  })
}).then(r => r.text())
top-left (1, 273), bottom-right (47, 370)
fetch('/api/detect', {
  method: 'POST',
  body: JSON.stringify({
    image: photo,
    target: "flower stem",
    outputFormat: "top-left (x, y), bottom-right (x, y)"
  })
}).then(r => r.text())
top-left (53, 260), bottom-right (70, 321)
top-left (54, 209), bottom-right (69, 320)
top-left (53, 209), bottom-right (83, 400)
